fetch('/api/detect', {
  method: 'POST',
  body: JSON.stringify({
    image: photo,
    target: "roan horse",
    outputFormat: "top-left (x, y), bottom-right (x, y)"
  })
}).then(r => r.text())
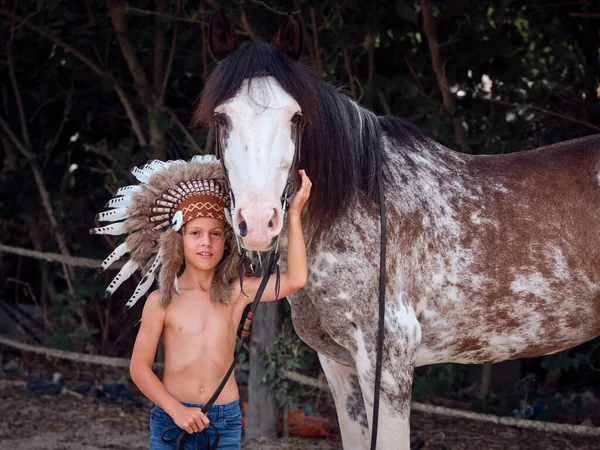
top-left (195, 10), bottom-right (600, 450)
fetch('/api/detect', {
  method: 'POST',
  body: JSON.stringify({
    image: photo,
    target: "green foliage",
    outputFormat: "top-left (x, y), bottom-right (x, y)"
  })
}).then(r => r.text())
top-left (0, 2), bottom-right (599, 405)
top-left (46, 291), bottom-right (98, 350)
top-left (259, 320), bottom-right (319, 407)
top-left (412, 364), bottom-right (468, 401)
top-left (541, 352), bottom-right (587, 372)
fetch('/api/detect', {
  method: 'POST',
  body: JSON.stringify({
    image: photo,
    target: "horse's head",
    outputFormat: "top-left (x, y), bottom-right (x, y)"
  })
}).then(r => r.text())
top-left (194, 10), bottom-right (379, 251)
top-left (198, 10), bottom-right (304, 251)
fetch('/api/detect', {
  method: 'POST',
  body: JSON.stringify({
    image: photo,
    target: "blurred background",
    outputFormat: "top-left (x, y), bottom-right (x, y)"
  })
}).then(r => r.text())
top-left (0, 1), bottom-right (599, 449)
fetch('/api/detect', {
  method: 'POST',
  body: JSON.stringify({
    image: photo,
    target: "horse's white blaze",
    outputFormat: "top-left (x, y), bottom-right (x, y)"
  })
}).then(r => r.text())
top-left (216, 77), bottom-right (300, 249)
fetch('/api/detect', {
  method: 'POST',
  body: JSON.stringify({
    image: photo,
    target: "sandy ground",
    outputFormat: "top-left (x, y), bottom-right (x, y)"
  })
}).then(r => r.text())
top-left (1, 354), bottom-right (599, 449)
top-left (1, 387), bottom-right (599, 450)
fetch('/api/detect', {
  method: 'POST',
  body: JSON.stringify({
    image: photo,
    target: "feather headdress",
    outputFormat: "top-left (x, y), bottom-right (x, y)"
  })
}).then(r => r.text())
top-left (90, 155), bottom-right (240, 309)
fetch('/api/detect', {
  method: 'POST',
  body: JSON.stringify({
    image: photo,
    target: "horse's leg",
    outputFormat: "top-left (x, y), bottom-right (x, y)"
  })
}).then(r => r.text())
top-left (354, 306), bottom-right (421, 450)
top-left (318, 353), bottom-right (370, 450)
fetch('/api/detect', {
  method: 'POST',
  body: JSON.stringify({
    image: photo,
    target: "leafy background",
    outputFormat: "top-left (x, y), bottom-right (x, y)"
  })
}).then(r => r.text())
top-left (1, 0), bottom-right (599, 422)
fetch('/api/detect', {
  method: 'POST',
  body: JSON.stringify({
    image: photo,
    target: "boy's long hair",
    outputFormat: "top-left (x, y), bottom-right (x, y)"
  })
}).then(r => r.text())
top-left (210, 225), bottom-right (241, 304)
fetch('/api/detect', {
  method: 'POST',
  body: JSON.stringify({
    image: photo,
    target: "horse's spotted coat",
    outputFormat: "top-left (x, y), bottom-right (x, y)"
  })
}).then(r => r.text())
top-left (280, 111), bottom-right (600, 449)
top-left (203, 29), bottom-right (600, 448)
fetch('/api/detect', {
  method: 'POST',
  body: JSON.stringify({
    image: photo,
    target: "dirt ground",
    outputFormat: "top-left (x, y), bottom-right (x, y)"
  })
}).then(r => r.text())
top-left (0, 356), bottom-right (599, 449)
top-left (2, 388), bottom-right (599, 450)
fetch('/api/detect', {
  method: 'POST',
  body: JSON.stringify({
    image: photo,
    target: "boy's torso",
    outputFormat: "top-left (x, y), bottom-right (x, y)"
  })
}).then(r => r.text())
top-left (160, 288), bottom-right (246, 405)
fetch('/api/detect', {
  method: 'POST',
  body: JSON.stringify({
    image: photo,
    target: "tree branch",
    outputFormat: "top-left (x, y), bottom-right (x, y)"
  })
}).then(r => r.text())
top-left (0, 8), bottom-right (148, 148)
top-left (200, 1), bottom-right (214, 156)
top-left (121, 4), bottom-right (209, 25)
top-left (404, 56), bottom-right (432, 100)
top-left (159, 23), bottom-right (179, 105)
top-left (251, 0), bottom-right (288, 16)
top-left (367, 27), bottom-right (376, 105)
top-left (0, 113), bottom-right (33, 159)
top-left (310, 7), bottom-right (323, 75)
top-left (7, 14), bottom-right (31, 150)
top-left (42, 85), bottom-right (74, 172)
top-left (106, 0), bottom-right (150, 98)
top-left (569, 12), bottom-right (600, 18)
top-left (164, 107), bottom-right (204, 154)
top-left (439, 20), bottom-right (465, 47)
top-left (0, 243), bottom-right (122, 269)
top-left (0, 112), bottom-right (77, 290)
top-left (238, 3), bottom-right (259, 41)
top-left (343, 49), bottom-right (357, 100)
top-left (153, 0), bottom-right (168, 94)
top-left (112, 81), bottom-right (149, 147)
top-left (464, 88), bottom-right (600, 132)
top-left (0, 9), bottom-right (104, 76)
top-left (421, 0), bottom-right (471, 153)
top-left (0, 86), bottom-right (18, 170)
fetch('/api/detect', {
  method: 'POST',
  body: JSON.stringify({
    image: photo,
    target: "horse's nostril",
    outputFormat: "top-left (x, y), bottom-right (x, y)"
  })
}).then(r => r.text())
top-left (268, 220), bottom-right (273, 228)
top-left (239, 221), bottom-right (248, 237)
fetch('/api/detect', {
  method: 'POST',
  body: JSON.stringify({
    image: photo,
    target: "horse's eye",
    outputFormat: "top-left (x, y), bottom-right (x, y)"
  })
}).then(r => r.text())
top-left (291, 113), bottom-right (302, 125)
top-left (214, 113), bottom-right (228, 127)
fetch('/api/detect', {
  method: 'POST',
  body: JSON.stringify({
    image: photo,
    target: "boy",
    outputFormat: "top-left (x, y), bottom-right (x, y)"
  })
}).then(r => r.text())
top-left (92, 156), bottom-right (311, 449)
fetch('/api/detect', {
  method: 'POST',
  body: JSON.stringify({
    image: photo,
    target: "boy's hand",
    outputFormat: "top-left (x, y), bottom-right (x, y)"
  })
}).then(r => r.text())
top-left (172, 405), bottom-right (210, 434)
top-left (288, 170), bottom-right (312, 218)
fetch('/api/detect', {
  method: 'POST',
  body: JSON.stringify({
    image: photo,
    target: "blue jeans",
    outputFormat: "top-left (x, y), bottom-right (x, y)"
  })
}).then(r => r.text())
top-left (149, 399), bottom-right (242, 450)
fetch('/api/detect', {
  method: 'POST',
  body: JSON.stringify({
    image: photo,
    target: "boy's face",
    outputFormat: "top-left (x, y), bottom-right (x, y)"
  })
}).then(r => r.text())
top-left (182, 217), bottom-right (227, 271)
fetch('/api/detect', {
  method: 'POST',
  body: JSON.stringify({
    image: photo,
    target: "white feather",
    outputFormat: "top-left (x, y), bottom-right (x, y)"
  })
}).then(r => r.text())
top-left (123, 250), bottom-right (162, 310)
top-left (105, 196), bottom-right (134, 209)
top-left (95, 208), bottom-right (129, 222)
top-left (123, 273), bottom-right (155, 310)
top-left (114, 185), bottom-right (142, 196)
top-left (89, 222), bottom-right (126, 236)
top-left (131, 167), bottom-right (151, 183)
top-left (147, 160), bottom-right (166, 171)
top-left (171, 211), bottom-right (183, 231)
top-left (101, 242), bottom-right (130, 271)
top-left (192, 154), bottom-right (217, 163)
top-left (105, 260), bottom-right (139, 297)
top-left (140, 163), bottom-right (158, 174)
top-left (174, 276), bottom-right (180, 295)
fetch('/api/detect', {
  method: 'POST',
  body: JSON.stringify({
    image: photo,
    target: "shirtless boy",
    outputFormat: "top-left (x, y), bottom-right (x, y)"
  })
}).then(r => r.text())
top-left (127, 169), bottom-right (311, 449)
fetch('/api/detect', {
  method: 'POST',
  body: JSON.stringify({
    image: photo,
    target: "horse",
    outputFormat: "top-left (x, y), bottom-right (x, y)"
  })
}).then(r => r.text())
top-left (193, 10), bottom-right (600, 449)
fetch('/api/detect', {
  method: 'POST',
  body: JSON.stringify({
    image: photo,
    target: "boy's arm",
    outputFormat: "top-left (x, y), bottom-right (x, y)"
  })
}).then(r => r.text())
top-left (129, 291), bottom-right (209, 433)
top-left (234, 170), bottom-right (311, 304)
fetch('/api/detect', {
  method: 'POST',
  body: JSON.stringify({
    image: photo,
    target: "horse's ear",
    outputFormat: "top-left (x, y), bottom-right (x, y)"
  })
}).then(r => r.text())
top-left (274, 13), bottom-right (303, 60)
top-left (209, 9), bottom-right (239, 61)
